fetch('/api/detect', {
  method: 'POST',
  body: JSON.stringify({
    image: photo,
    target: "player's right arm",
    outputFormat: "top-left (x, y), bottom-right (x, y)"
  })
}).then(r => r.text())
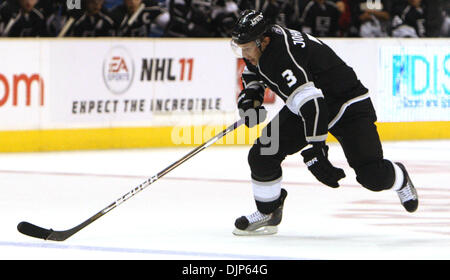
top-left (238, 62), bottom-right (267, 128)
top-left (240, 63), bottom-right (266, 106)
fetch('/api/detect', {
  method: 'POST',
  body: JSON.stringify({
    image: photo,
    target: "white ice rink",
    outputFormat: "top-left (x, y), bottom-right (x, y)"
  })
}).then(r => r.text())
top-left (0, 140), bottom-right (449, 260)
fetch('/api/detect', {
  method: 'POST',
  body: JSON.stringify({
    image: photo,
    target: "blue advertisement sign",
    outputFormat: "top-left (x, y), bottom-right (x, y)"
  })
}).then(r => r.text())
top-left (379, 46), bottom-right (450, 122)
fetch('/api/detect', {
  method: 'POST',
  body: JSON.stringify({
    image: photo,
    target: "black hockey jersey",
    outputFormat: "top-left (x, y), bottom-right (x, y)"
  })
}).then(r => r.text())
top-left (300, 0), bottom-right (341, 37)
top-left (166, 0), bottom-right (215, 37)
top-left (237, 0), bottom-right (286, 25)
top-left (392, 3), bottom-right (426, 37)
top-left (69, 11), bottom-right (115, 37)
top-left (0, 1), bottom-right (47, 37)
top-left (110, 0), bottom-right (169, 37)
top-left (38, 0), bottom-right (83, 37)
top-left (241, 25), bottom-right (368, 141)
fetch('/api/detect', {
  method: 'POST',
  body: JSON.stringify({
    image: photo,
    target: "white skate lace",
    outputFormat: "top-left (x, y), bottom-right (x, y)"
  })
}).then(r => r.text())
top-left (397, 182), bottom-right (417, 202)
top-left (246, 211), bottom-right (270, 223)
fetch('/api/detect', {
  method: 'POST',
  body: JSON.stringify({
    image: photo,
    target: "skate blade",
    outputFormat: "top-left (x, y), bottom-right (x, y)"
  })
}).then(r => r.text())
top-left (232, 226), bottom-right (278, 236)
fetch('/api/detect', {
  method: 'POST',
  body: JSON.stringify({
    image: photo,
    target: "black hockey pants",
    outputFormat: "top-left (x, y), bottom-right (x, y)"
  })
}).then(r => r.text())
top-left (248, 98), bottom-right (395, 192)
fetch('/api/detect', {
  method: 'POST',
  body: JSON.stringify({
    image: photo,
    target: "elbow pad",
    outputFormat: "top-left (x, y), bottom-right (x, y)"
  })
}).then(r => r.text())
top-left (299, 97), bottom-right (329, 142)
top-left (286, 83), bottom-right (328, 142)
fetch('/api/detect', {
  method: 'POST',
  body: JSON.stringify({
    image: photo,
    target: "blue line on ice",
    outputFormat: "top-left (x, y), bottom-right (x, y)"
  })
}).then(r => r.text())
top-left (0, 241), bottom-right (308, 260)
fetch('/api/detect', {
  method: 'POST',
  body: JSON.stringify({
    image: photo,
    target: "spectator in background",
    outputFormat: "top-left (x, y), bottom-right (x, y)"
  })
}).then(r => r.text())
top-left (39, 0), bottom-right (67, 36)
top-left (0, 0), bottom-right (10, 34)
top-left (237, 0), bottom-right (290, 26)
top-left (104, 0), bottom-right (122, 9)
top-left (38, 0), bottom-right (84, 36)
top-left (441, 1), bottom-right (450, 36)
top-left (282, 0), bottom-right (345, 35)
top-left (110, 0), bottom-right (169, 37)
top-left (392, 0), bottom-right (426, 37)
top-left (350, 0), bottom-right (391, 37)
top-left (166, 0), bottom-right (241, 37)
top-left (299, 0), bottom-right (342, 37)
top-left (69, 0), bottom-right (115, 36)
top-left (424, 0), bottom-right (444, 37)
top-left (211, 0), bottom-right (239, 37)
top-left (0, 0), bottom-right (47, 36)
top-left (337, 0), bottom-right (351, 36)
top-left (165, 0), bottom-right (215, 37)
top-left (283, 0), bottom-right (305, 31)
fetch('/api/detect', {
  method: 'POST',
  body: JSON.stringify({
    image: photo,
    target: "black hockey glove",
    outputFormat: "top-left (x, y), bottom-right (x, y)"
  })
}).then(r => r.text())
top-left (238, 88), bottom-right (267, 128)
top-left (301, 142), bottom-right (346, 188)
top-left (237, 87), bottom-right (264, 111)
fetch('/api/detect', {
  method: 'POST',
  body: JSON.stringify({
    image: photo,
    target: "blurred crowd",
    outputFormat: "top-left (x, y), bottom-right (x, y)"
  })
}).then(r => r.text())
top-left (0, 0), bottom-right (449, 38)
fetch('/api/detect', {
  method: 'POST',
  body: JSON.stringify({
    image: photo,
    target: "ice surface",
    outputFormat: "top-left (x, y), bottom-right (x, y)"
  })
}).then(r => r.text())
top-left (0, 140), bottom-right (449, 260)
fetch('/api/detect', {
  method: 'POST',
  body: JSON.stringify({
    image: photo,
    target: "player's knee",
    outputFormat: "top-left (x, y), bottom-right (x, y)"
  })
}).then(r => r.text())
top-left (247, 144), bottom-right (259, 167)
top-left (355, 160), bottom-right (394, 192)
top-left (248, 145), bottom-right (282, 182)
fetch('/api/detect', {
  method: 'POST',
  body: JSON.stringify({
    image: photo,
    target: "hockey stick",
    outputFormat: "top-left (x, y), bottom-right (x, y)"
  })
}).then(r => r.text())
top-left (17, 118), bottom-right (245, 241)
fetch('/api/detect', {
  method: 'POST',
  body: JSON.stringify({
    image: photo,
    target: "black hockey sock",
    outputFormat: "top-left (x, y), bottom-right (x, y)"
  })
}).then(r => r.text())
top-left (255, 200), bottom-right (280, 214)
top-left (255, 189), bottom-right (287, 214)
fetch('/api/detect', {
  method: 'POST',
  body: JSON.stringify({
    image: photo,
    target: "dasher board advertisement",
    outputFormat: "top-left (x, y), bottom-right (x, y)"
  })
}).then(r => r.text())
top-left (0, 39), bottom-right (237, 131)
top-left (49, 39), bottom-right (237, 128)
top-left (0, 41), bottom-right (47, 130)
top-left (378, 44), bottom-right (450, 122)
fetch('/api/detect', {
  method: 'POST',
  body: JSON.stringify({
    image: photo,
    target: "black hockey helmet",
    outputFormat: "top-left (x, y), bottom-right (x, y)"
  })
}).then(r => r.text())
top-left (231, 10), bottom-right (268, 45)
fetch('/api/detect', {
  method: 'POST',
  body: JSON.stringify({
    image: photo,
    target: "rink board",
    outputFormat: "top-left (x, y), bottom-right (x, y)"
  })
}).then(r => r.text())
top-left (0, 38), bottom-right (448, 151)
top-left (0, 121), bottom-right (449, 152)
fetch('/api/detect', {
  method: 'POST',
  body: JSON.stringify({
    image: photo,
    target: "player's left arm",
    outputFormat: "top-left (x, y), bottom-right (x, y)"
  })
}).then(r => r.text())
top-left (279, 47), bottom-right (327, 142)
top-left (280, 32), bottom-right (345, 187)
top-left (290, 84), bottom-right (346, 188)
top-left (298, 92), bottom-right (345, 188)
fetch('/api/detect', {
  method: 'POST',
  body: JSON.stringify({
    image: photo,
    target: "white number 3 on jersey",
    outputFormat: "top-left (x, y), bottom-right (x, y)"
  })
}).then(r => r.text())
top-left (282, 69), bottom-right (297, 87)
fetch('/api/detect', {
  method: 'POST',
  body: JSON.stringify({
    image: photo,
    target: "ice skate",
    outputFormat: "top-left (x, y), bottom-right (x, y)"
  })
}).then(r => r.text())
top-left (233, 189), bottom-right (287, 236)
top-left (395, 162), bottom-right (418, 213)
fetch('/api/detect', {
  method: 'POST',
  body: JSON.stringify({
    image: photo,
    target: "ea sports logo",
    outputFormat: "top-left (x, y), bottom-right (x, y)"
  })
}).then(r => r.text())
top-left (103, 46), bottom-right (134, 94)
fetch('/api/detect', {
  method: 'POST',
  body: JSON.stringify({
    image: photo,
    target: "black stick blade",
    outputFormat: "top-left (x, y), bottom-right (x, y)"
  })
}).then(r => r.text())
top-left (17, 222), bottom-right (53, 240)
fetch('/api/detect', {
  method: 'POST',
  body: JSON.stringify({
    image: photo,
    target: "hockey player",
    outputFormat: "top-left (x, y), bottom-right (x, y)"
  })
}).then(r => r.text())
top-left (211, 0), bottom-right (240, 37)
top-left (230, 10), bottom-right (419, 235)
top-left (300, 0), bottom-right (342, 37)
top-left (391, 0), bottom-right (426, 38)
top-left (349, 0), bottom-right (391, 37)
top-left (38, 0), bottom-right (84, 37)
top-left (0, 0), bottom-right (47, 37)
top-left (165, 0), bottom-right (215, 37)
top-left (69, 0), bottom-right (115, 37)
top-left (109, 0), bottom-right (169, 37)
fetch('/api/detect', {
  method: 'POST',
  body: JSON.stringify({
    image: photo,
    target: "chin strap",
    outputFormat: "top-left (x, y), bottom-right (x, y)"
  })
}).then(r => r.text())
top-left (255, 38), bottom-right (262, 50)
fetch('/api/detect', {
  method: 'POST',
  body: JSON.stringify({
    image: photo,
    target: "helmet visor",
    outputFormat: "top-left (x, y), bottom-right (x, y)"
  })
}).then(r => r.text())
top-left (230, 39), bottom-right (244, 58)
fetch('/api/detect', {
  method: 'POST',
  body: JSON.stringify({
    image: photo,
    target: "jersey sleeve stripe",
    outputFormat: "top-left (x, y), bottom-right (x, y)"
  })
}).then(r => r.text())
top-left (246, 80), bottom-right (266, 90)
top-left (285, 82), bottom-right (323, 114)
top-left (328, 92), bottom-right (371, 129)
